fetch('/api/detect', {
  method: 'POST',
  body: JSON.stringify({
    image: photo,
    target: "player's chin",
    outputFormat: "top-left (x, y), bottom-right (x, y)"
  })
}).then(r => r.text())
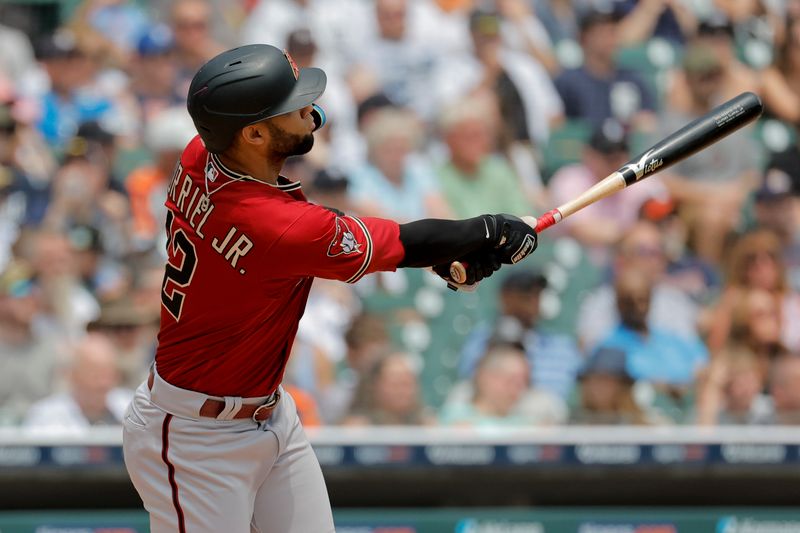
top-left (292, 133), bottom-right (315, 156)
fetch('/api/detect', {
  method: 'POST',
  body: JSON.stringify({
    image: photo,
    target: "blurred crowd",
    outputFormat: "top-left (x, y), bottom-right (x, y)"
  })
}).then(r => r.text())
top-left (2, 0), bottom-right (800, 432)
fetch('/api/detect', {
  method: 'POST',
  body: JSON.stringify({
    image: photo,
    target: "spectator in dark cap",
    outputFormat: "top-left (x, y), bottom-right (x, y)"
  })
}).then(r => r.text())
top-left (34, 29), bottom-right (116, 149)
top-left (749, 150), bottom-right (800, 291)
top-left (307, 168), bottom-right (352, 215)
top-left (458, 268), bottom-right (582, 400)
top-left (668, 12), bottom-right (757, 111)
top-left (554, 4), bottom-right (657, 131)
top-left (129, 24), bottom-right (183, 120)
top-left (549, 118), bottom-right (665, 265)
top-left (594, 266), bottom-right (708, 388)
top-left (570, 345), bottom-right (666, 425)
top-left (661, 39), bottom-right (759, 263)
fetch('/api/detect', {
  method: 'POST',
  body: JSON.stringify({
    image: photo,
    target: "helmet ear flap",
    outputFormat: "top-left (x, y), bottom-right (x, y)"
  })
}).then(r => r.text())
top-left (311, 104), bottom-right (326, 131)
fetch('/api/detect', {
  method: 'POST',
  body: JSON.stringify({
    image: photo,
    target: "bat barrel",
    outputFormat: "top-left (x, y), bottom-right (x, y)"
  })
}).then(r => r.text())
top-left (618, 91), bottom-right (763, 186)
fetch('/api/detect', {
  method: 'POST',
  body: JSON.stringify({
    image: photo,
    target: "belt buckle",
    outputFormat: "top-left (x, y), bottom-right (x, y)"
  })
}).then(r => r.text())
top-left (252, 390), bottom-right (281, 423)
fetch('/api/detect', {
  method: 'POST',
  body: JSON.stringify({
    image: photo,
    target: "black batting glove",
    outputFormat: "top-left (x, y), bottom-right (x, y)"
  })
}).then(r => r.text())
top-left (484, 214), bottom-right (538, 264)
top-left (432, 250), bottom-right (502, 285)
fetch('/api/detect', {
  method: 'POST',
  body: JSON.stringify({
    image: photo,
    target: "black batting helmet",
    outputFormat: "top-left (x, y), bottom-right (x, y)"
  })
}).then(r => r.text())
top-left (187, 44), bottom-right (327, 153)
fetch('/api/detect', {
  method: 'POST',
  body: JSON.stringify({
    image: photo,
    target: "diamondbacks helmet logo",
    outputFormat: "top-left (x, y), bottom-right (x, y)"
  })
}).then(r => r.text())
top-left (283, 50), bottom-right (300, 80)
top-left (327, 217), bottom-right (363, 257)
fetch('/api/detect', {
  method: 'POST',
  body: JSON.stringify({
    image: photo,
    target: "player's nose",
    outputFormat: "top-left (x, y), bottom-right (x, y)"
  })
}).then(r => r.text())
top-left (299, 104), bottom-right (314, 118)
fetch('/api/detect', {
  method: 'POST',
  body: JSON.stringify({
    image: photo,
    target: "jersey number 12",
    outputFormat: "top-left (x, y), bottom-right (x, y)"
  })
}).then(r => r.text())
top-left (161, 210), bottom-right (198, 321)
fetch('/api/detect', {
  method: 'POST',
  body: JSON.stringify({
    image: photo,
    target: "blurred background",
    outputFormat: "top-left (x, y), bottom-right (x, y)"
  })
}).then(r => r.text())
top-left (1, 0), bottom-right (800, 531)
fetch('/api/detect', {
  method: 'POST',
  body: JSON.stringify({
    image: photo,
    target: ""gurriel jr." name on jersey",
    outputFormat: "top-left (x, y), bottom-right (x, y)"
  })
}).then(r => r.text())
top-left (167, 164), bottom-right (254, 275)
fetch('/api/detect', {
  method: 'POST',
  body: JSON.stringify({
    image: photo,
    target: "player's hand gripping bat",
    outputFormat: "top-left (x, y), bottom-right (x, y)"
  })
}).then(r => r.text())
top-left (448, 91), bottom-right (764, 285)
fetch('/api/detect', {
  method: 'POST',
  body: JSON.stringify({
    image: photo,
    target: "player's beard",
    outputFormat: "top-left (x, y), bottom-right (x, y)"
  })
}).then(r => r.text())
top-left (265, 121), bottom-right (315, 158)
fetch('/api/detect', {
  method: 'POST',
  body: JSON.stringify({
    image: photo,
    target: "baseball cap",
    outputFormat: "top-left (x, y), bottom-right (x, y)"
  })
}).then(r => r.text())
top-left (500, 269), bottom-right (547, 293)
top-left (698, 12), bottom-right (734, 38)
top-left (312, 168), bottom-right (348, 193)
top-left (577, 1), bottom-right (623, 33)
top-left (588, 119), bottom-right (629, 153)
top-left (35, 29), bottom-right (81, 60)
top-left (755, 167), bottom-right (794, 202)
top-left (682, 43), bottom-right (723, 74)
top-left (137, 24), bottom-right (174, 57)
top-left (579, 346), bottom-right (633, 380)
top-left (469, 9), bottom-right (502, 36)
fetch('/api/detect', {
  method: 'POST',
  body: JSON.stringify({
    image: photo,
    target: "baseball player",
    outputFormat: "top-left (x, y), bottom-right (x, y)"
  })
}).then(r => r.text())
top-left (122, 44), bottom-right (538, 533)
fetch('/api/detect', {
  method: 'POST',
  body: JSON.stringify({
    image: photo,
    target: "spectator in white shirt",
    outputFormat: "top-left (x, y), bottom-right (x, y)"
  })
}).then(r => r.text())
top-left (23, 333), bottom-right (133, 431)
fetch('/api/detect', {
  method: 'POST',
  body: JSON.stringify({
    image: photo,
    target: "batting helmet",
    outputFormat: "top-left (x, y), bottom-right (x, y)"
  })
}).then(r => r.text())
top-left (187, 44), bottom-right (327, 154)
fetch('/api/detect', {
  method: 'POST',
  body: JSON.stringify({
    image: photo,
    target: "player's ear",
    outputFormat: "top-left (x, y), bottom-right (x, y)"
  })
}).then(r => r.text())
top-left (239, 123), bottom-right (267, 148)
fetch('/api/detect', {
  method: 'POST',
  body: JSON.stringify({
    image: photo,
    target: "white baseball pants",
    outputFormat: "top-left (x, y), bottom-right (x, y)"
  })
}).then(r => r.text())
top-left (122, 368), bottom-right (335, 533)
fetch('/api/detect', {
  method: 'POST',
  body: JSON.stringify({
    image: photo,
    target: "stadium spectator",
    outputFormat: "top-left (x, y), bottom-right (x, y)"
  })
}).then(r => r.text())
top-left (661, 40), bottom-right (760, 263)
top-left (43, 125), bottom-right (131, 259)
top-left (21, 229), bottom-right (99, 340)
top-left (548, 119), bottom-right (664, 266)
top-left (554, 5), bottom-right (657, 131)
top-left (68, 0), bottom-right (151, 65)
top-left (128, 25), bottom-right (183, 122)
top-left (312, 313), bottom-right (393, 424)
top-left (596, 267), bottom-right (708, 386)
top-left (23, 333), bottom-right (133, 431)
top-left (240, 0), bottom-right (370, 74)
top-left (347, 107), bottom-right (449, 221)
top-left (125, 107), bottom-right (196, 248)
top-left (0, 267), bottom-right (62, 425)
top-left (638, 196), bottom-right (721, 306)
top-left (459, 269), bottom-right (581, 400)
top-left (87, 297), bottom-right (158, 390)
top-left (436, 94), bottom-right (532, 218)
top-left (769, 354), bottom-right (800, 424)
top-left (437, 8), bottom-right (563, 147)
top-left (283, 28), bottom-right (359, 173)
top-left (170, 0), bottom-right (225, 98)
top-left (577, 221), bottom-right (699, 351)
top-left (442, 345), bottom-right (567, 426)
top-left (571, 346), bottom-right (666, 425)
top-left (707, 230), bottom-right (800, 354)
top-left (305, 168), bottom-right (351, 216)
top-left (34, 29), bottom-right (118, 150)
top-left (668, 13), bottom-right (759, 110)
top-left (748, 157), bottom-right (800, 291)
top-left (0, 98), bottom-right (50, 269)
top-left (433, 7), bottom-right (561, 203)
top-left (695, 347), bottom-right (776, 425)
top-left (342, 351), bottom-right (434, 426)
top-left (350, 0), bottom-right (442, 119)
top-left (495, 0), bottom-right (559, 76)
top-left (761, 16), bottom-right (800, 123)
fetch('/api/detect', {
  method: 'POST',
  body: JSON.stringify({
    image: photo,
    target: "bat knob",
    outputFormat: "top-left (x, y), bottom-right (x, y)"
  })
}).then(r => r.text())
top-left (450, 262), bottom-right (467, 284)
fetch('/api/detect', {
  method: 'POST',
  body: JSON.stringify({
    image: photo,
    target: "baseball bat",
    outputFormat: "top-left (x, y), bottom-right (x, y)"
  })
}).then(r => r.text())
top-left (450, 91), bottom-right (764, 284)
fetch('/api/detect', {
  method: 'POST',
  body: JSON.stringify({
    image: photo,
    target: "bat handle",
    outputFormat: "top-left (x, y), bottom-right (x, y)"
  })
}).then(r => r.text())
top-left (449, 212), bottom-right (559, 284)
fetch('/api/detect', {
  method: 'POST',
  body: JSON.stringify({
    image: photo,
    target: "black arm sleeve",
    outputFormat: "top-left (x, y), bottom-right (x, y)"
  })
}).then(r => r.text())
top-left (398, 216), bottom-right (492, 268)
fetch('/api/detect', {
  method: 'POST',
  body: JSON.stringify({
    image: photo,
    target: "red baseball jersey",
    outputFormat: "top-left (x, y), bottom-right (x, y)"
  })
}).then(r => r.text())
top-left (155, 136), bottom-right (405, 397)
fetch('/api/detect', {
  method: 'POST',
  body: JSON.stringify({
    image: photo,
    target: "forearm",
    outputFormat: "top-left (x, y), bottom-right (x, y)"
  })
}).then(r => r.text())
top-left (398, 216), bottom-right (493, 268)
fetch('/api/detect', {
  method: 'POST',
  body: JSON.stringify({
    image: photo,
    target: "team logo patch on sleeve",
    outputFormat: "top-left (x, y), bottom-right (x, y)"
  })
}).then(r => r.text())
top-left (327, 217), bottom-right (364, 257)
